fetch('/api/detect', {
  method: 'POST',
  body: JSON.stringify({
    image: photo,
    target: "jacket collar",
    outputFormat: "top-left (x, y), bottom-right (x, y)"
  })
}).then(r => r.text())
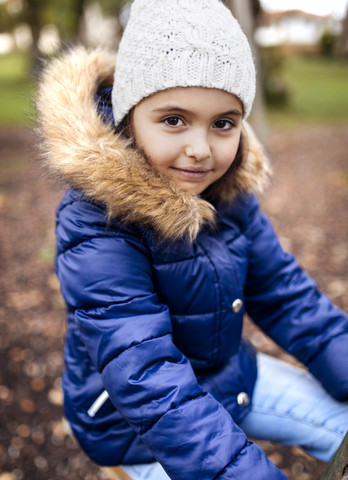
top-left (37, 47), bottom-right (270, 242)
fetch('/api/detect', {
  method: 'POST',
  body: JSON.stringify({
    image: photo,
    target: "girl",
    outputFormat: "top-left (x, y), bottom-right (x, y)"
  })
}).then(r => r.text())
top-left (37, 1), bottom-right (348, 479)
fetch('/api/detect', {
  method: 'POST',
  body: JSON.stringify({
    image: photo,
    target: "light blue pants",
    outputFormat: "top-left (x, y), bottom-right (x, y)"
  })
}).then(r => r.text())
top-left (122, 353), bottom-right (348, 480)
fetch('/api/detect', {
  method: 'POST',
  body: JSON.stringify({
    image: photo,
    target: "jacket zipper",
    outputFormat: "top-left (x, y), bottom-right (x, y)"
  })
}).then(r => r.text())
top-left (87, 389), bottom-right (109, 417)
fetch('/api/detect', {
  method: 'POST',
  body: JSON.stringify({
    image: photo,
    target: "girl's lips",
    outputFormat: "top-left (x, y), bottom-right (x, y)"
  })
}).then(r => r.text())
top-left (171, 166), bottom-right (211, 179)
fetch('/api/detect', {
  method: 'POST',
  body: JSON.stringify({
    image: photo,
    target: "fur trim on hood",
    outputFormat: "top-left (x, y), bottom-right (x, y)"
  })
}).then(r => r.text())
top-left (37, 47), bottom-right (270, 242)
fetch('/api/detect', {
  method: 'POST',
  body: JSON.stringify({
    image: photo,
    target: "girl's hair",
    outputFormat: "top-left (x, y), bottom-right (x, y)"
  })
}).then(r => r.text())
top-left (115, 112), bottom-right (132, 140)
top-left (203, 132), bottom-right (246, 204)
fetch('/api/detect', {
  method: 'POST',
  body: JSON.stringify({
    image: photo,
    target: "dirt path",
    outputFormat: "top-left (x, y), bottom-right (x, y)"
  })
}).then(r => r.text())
top-left (0, 125), bottom-right (347, 480)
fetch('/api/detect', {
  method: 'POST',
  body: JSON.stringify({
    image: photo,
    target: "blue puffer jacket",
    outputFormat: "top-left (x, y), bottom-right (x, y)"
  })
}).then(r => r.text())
top-left (38, 49), bottom-right (348, 480)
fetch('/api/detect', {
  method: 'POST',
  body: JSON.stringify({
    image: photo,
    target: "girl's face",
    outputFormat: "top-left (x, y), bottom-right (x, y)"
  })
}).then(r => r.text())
top-left (132, 87), bottom-right (243, 195)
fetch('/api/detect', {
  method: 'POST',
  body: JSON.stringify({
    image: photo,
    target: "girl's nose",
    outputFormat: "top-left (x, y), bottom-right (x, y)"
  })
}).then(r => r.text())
top-left (185, 132), bottom-right (211, 162)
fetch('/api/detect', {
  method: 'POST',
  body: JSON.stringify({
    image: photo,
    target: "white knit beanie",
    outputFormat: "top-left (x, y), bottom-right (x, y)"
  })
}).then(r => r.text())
top-left (112, 0), bottom-right (256, 125)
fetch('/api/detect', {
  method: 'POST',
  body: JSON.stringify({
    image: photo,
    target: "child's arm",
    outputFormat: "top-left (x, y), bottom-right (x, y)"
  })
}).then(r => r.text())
top-left (56, 192), bottom-right (288, 480)
top-left (243, 195), bottom-right (348, 401)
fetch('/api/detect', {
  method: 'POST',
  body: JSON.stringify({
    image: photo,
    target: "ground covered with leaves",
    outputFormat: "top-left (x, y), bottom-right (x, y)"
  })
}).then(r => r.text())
top-left (0, 125), bottom-right (347, 480)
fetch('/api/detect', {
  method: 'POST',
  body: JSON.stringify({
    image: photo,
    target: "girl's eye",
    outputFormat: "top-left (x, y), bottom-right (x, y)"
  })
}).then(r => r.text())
top-left (214, 119), bottom-right (234, 130)
top-left (163, 116), bottom-right (184, 127)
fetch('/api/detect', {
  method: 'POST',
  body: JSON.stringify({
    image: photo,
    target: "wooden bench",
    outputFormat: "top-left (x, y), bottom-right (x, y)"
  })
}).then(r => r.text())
top-left (321, 432), bottom-right (348, 480)
top-left (102, 466), bottom-right (132, 480)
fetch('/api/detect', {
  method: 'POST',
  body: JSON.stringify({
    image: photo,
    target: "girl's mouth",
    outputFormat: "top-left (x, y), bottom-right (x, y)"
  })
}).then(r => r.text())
top-left (171, 166), bottom-right (211, 179)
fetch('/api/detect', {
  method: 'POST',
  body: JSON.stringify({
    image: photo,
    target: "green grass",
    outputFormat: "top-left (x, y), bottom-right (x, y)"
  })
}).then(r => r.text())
top-left (267, 55), bottom-right (348, 128)
top-left (0, 51), bottom-right (36, 127)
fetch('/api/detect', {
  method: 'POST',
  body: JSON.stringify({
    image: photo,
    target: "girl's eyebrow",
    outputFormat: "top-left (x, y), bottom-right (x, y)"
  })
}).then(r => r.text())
top-left (218, 110), bottom-right (243, 117)
top-left (152, 106), bottom-right (190, 114)
top-left (152, 106), bottom-right (243, 117)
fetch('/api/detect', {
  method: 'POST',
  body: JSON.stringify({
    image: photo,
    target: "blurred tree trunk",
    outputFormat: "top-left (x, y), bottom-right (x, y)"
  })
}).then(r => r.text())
top-left (69, 0), bottom-right (89, 43)
top-left (336, 7), bottom-right (348, 56)
top-left (224, 0), bottom-right (268, 146)
top-left (25, 0), bottom-right (89, 73)
top-left (26, 0), bottom-right (42, 74)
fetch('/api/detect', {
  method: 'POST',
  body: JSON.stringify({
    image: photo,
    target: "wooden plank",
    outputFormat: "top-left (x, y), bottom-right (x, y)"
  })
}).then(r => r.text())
top-left (321, 432), bottom-right (348, 480)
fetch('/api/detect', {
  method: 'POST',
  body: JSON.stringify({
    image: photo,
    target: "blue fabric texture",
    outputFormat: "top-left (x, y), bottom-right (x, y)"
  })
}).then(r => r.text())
top-left (53, 85), bottom-right (348, 480)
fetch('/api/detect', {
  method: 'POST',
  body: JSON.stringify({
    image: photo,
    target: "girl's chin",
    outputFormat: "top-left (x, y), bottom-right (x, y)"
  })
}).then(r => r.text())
top-left (171, 179), bottom-right (208, 195)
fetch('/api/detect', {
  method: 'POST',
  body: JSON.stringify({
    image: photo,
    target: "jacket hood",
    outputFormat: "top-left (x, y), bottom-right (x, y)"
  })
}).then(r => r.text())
top-left (37, 47), bottom-right (270, 242)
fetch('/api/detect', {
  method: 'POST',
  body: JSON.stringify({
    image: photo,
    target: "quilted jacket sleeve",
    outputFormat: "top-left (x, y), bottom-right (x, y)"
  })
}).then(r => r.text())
top-left (56, 192), bottom-right (288, 480)
top-left (244, 195), bottom-right (348, 401)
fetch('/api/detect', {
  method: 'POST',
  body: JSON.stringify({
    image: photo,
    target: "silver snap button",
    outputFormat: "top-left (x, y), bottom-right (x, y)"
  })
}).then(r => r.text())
top-left (237, 392), bottom-right (250, 407)
top-left (232, 298), bottom-right (243, 313)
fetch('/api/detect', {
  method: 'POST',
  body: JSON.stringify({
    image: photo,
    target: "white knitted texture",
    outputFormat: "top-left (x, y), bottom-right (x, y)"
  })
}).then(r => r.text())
top-left (112, 0), bottom-right (256, 124)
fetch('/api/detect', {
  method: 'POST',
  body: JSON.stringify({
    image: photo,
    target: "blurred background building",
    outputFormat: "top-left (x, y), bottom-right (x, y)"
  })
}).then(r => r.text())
top-left (256, 10), bottom-right (342, 51)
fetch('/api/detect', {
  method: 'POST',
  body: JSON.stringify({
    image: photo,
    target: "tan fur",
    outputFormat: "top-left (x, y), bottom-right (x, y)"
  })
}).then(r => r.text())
top-left (37, 47), bottom-right (270, 242)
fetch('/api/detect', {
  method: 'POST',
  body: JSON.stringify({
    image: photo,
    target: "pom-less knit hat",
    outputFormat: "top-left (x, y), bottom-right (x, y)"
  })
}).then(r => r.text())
top-left (112, 0), bottom-right (256, 125)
